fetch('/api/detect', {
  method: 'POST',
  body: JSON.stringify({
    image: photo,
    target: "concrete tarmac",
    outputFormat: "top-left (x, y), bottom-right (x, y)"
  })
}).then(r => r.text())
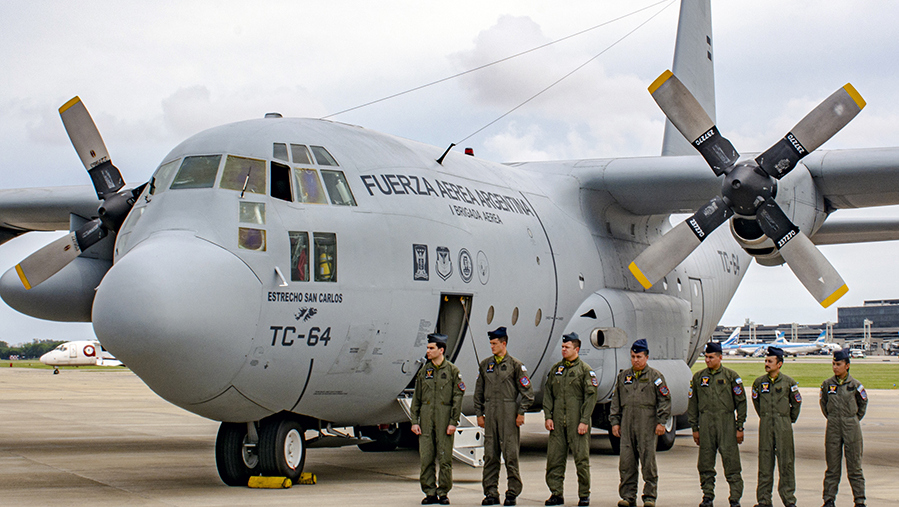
top-left (1, 368), bottom-right (896, 506)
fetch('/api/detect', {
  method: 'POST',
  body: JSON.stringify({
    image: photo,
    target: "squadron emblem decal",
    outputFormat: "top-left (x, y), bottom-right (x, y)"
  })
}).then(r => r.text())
top-left (413, 244), bottom-right (429, 281)
top-left (477, 250), bottom-right (490, 285)
top-left (459, 248), bottom-right (473, 283)
top-left (435, 246), bottom-right (452, 280)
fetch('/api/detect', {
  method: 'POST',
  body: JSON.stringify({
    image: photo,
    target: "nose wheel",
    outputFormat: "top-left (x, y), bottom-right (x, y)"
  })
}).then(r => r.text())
top-left (216, 417), bottom-right (307, 486)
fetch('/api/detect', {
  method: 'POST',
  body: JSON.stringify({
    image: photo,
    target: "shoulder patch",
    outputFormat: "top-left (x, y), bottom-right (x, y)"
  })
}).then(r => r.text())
top-left (520, 364), bottom-right (527, 372)
top-left (751, 386), bottom-right (758, 400)
top-left (688, 386), bottom-right (693, 398)
top-left (458, 381), bottom-right (466, 392)
top-left (654, 377), bottom-right (662, 386)
top-left (790, 385), bottom-right (799, 392)
top-left (858, 384), bottom-right (867, 400)
top-left (733, 385), bottom-right (743, 396)
top-left (659, 385), bottom-right (669, 396)
top-left (735, 377), bottom-right (743, 385)
top-left (520, 376), bottom-right (530, 388)
top-left (794, 391), bottom-right (802, 403)
top-left (589, 370), bottom-right (598, 387)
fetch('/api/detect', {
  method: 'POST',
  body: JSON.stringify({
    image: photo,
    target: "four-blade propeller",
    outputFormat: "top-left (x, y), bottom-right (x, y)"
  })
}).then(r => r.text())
top-left (14, 97), bottom-right (144, 290)
top-left (629, 71), bottom-right (864, 307)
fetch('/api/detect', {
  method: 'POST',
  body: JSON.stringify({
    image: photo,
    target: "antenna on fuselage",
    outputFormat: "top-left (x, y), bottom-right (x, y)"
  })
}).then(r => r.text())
top-left (436, 143), bottom-right (456, 165)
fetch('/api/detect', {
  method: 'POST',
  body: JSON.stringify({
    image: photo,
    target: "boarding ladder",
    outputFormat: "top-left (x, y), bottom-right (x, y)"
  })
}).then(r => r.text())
top-left (397, 390), bottom-right (486, 467)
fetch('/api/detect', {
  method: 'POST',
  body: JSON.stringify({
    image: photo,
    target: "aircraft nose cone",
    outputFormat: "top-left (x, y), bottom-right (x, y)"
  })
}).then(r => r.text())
top-left (92, 232), bottom-right (261, 407)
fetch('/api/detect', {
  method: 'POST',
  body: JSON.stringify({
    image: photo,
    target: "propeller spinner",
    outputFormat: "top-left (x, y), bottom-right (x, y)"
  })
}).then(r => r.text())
top-left (629, 71), bottom-right (864, 307)
top-left (14, 97), bottom-right (143, 290)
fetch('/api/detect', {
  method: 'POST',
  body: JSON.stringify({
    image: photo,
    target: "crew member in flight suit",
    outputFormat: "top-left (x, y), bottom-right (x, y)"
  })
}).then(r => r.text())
top-left (820, 348), bottom-right (867, 507)
top-left (411, 333), bottom-right (466, 505)
top-left (475, 327), bottom-right (535, 506)
top-left (751, 346), bottom-right (801, 507)
top-left (689, 341), bottom-right (747, 507)
top-left (610, 339), bottom-right (671, 507)
top-left (543, 332), bottom-right (598, 507)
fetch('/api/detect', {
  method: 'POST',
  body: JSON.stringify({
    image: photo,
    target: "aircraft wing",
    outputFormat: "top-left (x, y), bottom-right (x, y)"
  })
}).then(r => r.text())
top-left (0, 186), bottom-right (99, 245)
top-left (811, 217), bottom-right (899, 245)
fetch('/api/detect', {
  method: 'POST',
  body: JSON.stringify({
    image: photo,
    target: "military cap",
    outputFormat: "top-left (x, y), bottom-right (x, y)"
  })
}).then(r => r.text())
top-left (561, 332), bottom-right (579, 343)
top-left (427, 333), bottom-right (448, 345)
top-left (705, 341), bottom-right (722, 354)
top-left (487, 327), bottom-right (507, 339)
top-left (766, 346), bottom-right (784, 359)
top-left (631, 339), bottom-right (649, 353)
top-left (834, 348), bottom-right (851, 362)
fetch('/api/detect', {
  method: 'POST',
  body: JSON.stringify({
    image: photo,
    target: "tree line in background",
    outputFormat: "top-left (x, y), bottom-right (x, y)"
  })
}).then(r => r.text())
top-left (0, 339), bottom-right (64, 360)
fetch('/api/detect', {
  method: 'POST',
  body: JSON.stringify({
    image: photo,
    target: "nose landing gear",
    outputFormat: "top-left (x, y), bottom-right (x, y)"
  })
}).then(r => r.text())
top-left (215, 416), bottom-right (307, 486)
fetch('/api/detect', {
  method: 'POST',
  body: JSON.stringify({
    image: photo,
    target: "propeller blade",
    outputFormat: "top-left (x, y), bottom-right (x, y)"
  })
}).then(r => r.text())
top-left (13, 219), bottom-right (107, 290)
top-left (755, 199), bottom-right (847, 307)
top-left (649, 70), bottom-right (739, 175)
top-left (629, 197), bottom-right (733, 289)
top-left (59, 97), bottom-right (125, 199)
top-left (756, 84), bottom-right (866, 179)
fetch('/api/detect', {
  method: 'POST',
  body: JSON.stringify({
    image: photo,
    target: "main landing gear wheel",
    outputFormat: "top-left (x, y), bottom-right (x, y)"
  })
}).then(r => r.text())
top-left (215, 422), bottom-right (260, 486)
top-left (656, 416), bottom-right (677, 451)
top-left (259, 418), bottom-right (306, 482)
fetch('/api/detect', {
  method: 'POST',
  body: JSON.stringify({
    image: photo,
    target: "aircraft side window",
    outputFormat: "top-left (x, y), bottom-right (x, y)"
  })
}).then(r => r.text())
top-left (321, 170), bottom-right (357, 206)
top-left (273, 143), bottom-right (289, 162)
top-left (271, 162), bottom-right (293, 202)
top-left (239, 202), bottom-right (265, 225)
top-left (150, 159), bottom-right (180, 195)
top-left (289, 231), bottom-right (310, 282)
top-left (310, 146), bottom-right (338, 166)
top-left (170, 155), bottom-right (222, 189)
top-left (221, 155), bottom-right (266, 195)
top-left (313, 232), bottom-right (337, 282)
top-left (291, 144), bottom-right (312, 165)
top-left (238, 227), bottom-right (266, 251)
top-left (294, 168), bottom-right (327, 204)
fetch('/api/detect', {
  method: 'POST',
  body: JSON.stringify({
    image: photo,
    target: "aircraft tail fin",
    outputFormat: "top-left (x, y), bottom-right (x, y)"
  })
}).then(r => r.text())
top-left (722, 327), bottom-right (740, 346)
top-left (773, 330), bottom-right (786, 344)
top-left (816, 331), bottom-right (827, 343)
top-left (662, 0), bottom-right (715, 156)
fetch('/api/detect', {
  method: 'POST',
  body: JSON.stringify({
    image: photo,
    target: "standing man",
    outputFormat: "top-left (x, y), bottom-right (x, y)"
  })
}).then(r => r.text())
top-left (751, 346), bottom-right (801, 507)
top-left (475, 327), bottom-right (535, 506)
top-left (610, 339), bottom-right (671, 507)
top-left (543, 332), bottom-right (598, 507)
top-left (688, 341), bottom-right (747, 507)
top-left (411, 333), bottom-right (465, 505)
top-left (820, 348), bottom-right (867, 507)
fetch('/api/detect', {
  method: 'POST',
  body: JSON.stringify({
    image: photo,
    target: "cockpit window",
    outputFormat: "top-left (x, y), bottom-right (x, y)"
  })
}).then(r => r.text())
top-left (289, 231), bottom-right (310, 281)
top-left (239, 202), bottom-right (265, 224)
top-left (291, 144), bottom-right (312, 165)
top-left (238, 227), bottom-right (266, 251)
top-left (310, 146), bottom-right (338, 166)
top-left (321, 170), bottom-right (356, 206)
top-left (294, 168), bottom-right (327, 204)
top-left (150, 159), bottom-right (180, 195)
top-left (314, 233), bottom-right (337, 282)
top-left (221, 156), bottom-right (266, 195)
top-left (170, 155), bottom-right (221, 189)
top-left (273, 143), bottom-right (289, 162)
top-left (271, 162), bottom-right (293, 202)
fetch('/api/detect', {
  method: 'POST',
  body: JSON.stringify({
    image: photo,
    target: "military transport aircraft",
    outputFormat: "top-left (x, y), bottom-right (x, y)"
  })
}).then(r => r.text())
top-left (2, 0), bottom-right (899, 486)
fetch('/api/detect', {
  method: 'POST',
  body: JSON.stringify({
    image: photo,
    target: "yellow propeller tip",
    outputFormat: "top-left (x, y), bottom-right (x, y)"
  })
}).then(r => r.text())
top-left (628, 262), bottom-right (653, 289)
top-left (820, 284), bottom-right (848, 308)
top-left (59, 96), bottom-right (82, 114)
top-left (843, 84), bottom-right (866, 110)
top-left (14, 264), bottom-right (32, 290)
top-left (648, 70), bottom-right (674, 95)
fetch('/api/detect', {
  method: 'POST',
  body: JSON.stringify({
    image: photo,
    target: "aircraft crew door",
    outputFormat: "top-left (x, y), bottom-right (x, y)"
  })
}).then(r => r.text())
top-left (436, 294), bottom-right (473, 363)
top-left (686, 278), bottom-right (704, 364)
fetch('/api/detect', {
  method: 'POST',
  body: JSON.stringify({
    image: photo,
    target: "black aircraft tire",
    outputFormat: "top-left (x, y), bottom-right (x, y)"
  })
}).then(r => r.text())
top-left (215, 422), bottom-right (259, 487)
top-left (259, 418), bottom-right (306, 481)
top-left (656, 427), bottom-right (677, 451)
top-left (357, 424), bottom-right (402, 452)
top-left (608, 432), bottom-right (621, 455)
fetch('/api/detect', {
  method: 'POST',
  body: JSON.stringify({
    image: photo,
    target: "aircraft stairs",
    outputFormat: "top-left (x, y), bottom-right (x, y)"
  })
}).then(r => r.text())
top-left (397, 390), bottom-right (488, 467)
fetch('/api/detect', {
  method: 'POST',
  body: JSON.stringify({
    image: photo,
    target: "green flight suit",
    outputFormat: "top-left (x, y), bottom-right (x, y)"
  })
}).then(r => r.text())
top-left (411, 358), bottom-right (465, 497)
top-left (609, 365), bottom-right (671, 504)
top-left (688, 366), bottom-right (747, 503)
top-left (543, 357), bottom-right (598, 498)
top-left (474, 354), bottom-right (535, 499)
top-left (751, 372), bottom-right (801, 506)
top-left (820, 373), bottom-right (867, 505)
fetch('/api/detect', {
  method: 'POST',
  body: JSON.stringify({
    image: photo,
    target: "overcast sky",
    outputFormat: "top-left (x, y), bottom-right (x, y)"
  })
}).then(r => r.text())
top-left (2, 0), bottom-right (898, 344)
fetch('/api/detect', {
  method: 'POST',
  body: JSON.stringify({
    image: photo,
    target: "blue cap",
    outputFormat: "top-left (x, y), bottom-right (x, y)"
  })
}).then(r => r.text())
top-left (834, 348), bottom-right (851, 362)
top-left (631, 339), bottom-right (649, 354)
top-left (705, 341), bottom-right (722, 354)
top-left (766, 346), bottom-right (784, 359)
top-left (427, 333), bottom-right (448, 345)
top-left (562, 332), bottom-right (579, 343)
top-left (488, 327), bottom-right (507, 339)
